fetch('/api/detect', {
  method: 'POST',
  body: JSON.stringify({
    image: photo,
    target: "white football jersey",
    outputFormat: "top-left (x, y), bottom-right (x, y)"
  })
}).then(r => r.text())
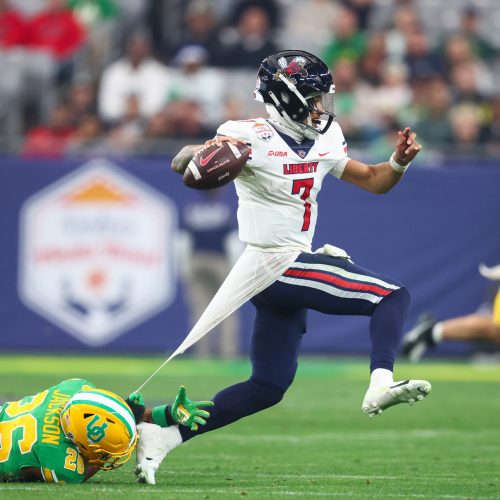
top-left (217, 119), bottom-right (350, 252)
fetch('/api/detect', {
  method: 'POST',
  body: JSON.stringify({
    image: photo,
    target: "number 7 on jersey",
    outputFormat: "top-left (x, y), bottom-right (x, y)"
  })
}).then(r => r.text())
top-left (292, 178), bottom-right (314, 231)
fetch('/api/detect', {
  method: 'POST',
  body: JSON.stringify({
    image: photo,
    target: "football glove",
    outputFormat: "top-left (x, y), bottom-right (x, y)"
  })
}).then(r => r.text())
top-left (126, 391), bottom-right (146, 423)
top-left (170, 386), bottom-right (214, 431)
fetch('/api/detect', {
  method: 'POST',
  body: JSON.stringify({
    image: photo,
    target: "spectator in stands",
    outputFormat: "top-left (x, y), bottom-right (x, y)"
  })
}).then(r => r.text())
top-left (68, 0), bottom-right (118, 25)
top-left (24, 0), bottom-right (86, 61)
top-left (228, 0), bottom-right (281, 31)
top-left (459, 6), bottom-right (498, 61)
top-left (342, 0), bottom-right (374, 31)
top-left (172, 0), bottom-right (223, 66)
top-left (449, 61), bottom-right (491, 135)
top-left (22, 102), bottom-right (75, 158)
top-left (66, 76), bottom-right (97, 125)
top-left (0, 1), bottom-right (26, 137)
top-left (404, 28), bottom-right (442, 80)
top-left (322, 5), bottom-right (366, 67)
top-left (358, 31), bottom-right (386, 86)
top-left (107, 94), bottom-right (145, 154)
top-left (415, 77), bottom-right (452, 146)
top-left (136, 110), bottom-right (170, 154)
top-left (443, 35), bottom-right (494, 98)
top-left (218, 4), bottom-right (278, 68)
top-left (279, 0), bottom-right (339, 56)
top-left (367, 118), bottom-right (406, 163)
top-left (370, 61), bottom-right (413, 131)
top-left (68, 0), bottom-right (120, 76)
top-left (169, 45), bottom-right (224, 130)
top-left (66, 113), bottom-right (107, 155)
top-left (485, 95), bottom-right (500, 155)
top-left (448, 104), bottom-right (484, 151)
top-left (384, 3), bottom-right (421, 62)
top-left (331, 57), bottom-right (371, 141)
top-left (0, 0), bottom-right (26, 47)
top-left (22, 0), bottom-right (86, 85)
top-left (98, 30), bottom-right (171, 124)
top-left (162, 100), bottom-right (209, 139)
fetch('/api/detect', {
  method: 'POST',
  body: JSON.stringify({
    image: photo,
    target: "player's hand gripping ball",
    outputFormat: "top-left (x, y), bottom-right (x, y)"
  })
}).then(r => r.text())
top-left (183, 139), bottom-right (249, 190)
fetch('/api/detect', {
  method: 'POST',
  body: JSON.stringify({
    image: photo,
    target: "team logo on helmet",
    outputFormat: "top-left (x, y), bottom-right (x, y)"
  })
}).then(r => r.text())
top-left (86, 414), bottom-right (109, 443)
top-left (274, 56), bottom-right (308, 84)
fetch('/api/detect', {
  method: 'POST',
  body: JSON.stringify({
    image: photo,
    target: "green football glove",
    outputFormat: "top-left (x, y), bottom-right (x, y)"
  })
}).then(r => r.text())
top-left (170, 386), bottom-right (214, 431)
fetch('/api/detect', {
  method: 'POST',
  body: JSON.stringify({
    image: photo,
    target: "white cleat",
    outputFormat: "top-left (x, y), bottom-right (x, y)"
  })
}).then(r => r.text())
top-left (362, 380), bottom-right (431, 417)
top-left (135, 422), bottom-right (182, 485)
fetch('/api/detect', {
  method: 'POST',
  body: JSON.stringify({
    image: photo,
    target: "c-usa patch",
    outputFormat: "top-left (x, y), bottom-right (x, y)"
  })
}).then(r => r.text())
top-left (252, 122), bottom-right (274, 142)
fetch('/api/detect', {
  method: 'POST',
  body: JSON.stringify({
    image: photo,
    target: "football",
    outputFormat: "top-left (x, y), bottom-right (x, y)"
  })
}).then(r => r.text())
top-left (183, 141), bottom-right (249, 190)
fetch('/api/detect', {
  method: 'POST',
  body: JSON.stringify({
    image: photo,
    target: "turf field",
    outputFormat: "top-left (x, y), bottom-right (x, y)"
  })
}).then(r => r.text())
top-left (1, 354), bottom-right (499, 499)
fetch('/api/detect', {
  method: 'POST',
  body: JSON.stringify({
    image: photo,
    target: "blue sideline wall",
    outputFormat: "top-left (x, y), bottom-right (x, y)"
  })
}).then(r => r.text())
top-left (0, 156), bottom-right (499, 357)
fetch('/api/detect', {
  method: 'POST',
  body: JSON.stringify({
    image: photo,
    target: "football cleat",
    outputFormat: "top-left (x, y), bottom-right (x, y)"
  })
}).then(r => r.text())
top-left (401, 313), bottom-right (437, 362)
top-left (362, 379), bottom-right (432, 417)
top-left (135, 422), bottom-right (182, 485)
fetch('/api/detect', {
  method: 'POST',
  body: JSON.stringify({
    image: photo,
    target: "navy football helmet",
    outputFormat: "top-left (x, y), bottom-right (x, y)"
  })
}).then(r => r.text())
top-left (254, 50), bottom-right (335, 137)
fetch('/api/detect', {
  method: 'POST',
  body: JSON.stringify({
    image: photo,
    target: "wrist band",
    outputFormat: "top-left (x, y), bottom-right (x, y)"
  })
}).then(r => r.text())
top-left (151, 404), bottom-right (177, 427)
top-left (389, 153), bottom-right (410, 173)
top-left (151, 405), bottom-right (170, 427)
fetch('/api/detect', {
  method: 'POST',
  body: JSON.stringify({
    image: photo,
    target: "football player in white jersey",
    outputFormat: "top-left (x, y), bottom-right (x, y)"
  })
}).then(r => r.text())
top-left (135, 50), bottom-right (431, 484)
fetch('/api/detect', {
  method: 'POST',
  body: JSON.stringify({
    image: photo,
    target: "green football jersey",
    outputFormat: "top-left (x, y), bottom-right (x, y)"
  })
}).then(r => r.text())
top-left (0, 379), bottom-right (95, 483)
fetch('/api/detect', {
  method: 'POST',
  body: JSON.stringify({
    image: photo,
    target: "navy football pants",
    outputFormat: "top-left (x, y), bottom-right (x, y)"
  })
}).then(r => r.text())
top-left (179, 252), bottom-right (409, 441)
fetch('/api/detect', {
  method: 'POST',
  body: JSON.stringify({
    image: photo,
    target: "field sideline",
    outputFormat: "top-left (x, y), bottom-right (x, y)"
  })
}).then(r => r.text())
top-left (1, 355), bottom-right (499, 499)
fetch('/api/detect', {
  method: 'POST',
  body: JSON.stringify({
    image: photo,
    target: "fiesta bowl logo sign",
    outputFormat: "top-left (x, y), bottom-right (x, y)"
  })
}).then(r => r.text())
top-left (19, 160), bottom-right (177, 346)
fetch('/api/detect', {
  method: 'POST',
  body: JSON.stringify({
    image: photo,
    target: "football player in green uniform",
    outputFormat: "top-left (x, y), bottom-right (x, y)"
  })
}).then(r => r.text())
top-left (0, 379), bottom-right (213, 483)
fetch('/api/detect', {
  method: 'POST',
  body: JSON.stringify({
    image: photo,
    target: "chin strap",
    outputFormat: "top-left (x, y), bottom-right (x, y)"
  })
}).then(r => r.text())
top-left (266, 105), bottom-right (314, 143)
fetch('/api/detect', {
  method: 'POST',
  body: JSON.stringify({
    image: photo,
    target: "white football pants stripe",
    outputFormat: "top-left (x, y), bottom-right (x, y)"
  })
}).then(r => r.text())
top-left (287, 261), bottom-right (400, 290)
top-left (278, 276), bottom-right (383, 304)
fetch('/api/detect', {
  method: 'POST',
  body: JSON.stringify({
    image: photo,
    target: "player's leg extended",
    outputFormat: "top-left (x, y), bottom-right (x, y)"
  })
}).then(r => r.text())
top-left (179, 303), bottom-right (307, 442)
top-left (260, 252), bottom-right (431, 415)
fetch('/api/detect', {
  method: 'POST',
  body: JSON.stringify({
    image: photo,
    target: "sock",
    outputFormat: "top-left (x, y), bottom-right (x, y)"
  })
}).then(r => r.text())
top-left (432, 322), bottom-right (443, 343)
top-left (369, 287), bottom-right (411, 373)
top-left (369, 368), bottom-right (394, 388)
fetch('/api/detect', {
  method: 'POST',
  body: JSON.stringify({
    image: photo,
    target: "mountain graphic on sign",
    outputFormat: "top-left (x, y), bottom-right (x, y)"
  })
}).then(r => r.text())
top-left (63, 177), bottom-right (133, 204)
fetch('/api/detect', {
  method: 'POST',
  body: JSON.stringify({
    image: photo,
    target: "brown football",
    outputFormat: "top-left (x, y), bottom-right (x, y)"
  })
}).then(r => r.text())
top-left (183, 141), bottom-right (250, 190)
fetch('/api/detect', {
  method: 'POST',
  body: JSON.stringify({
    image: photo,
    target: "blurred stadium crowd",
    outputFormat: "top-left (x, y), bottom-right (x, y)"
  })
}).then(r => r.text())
top-left (1, 0), bottom-right (500, 160)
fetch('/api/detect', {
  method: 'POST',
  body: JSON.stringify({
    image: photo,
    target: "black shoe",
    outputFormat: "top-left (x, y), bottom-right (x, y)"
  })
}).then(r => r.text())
top-left (401, 313), bottom-right (437, 362)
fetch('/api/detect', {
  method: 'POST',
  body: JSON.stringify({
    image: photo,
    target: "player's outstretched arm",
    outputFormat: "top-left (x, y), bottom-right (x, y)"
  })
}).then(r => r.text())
top-left (126, 386), bottom-right (214, 431)
top-left (341, 127), bottom-right (422, 194)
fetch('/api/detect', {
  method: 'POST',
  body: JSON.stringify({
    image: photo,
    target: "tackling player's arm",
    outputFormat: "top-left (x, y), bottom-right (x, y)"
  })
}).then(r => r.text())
top-left (127, 386), bottom-right (214, 432)
top-left (171, 136), bottom-right (247, 175)
top-left (341, 127), bottom-right (421, 194)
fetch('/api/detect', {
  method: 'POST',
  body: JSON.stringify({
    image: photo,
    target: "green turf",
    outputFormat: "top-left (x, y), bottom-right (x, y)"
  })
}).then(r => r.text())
top-left (1, 355), bottom-right (500, 499)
